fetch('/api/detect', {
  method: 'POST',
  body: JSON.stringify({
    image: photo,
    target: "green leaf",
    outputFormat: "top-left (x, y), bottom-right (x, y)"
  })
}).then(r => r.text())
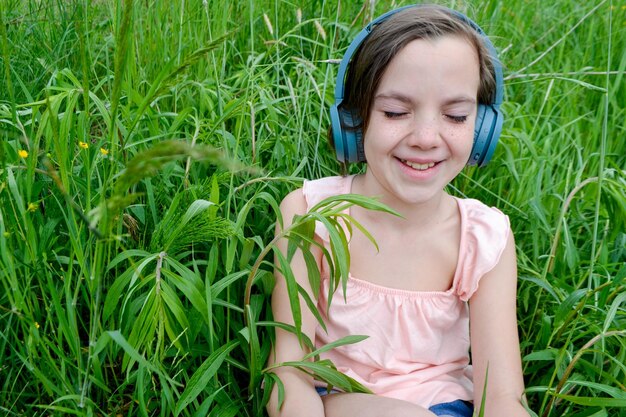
top-left (160, 279), bottom-right (190, 339)
top-left (552, 393), bottom-right (626, 407)
top-left (106, 250), bottom-right (152, 272)
top-left (311, 213), bottom-right (350, 302)
top-left (191, 386), bottom-right (226, 417)
top-left (246, 305), bottom-right (262, 392)
top-left (309, 193), bottom-right (401, 218)
top-left (104, 252), bottom-right (161, 324)
top-left (125, 288), bottom-right (158, 369)
top-left (286, 214), bottom-right (314, 261)
top-left (165, 199), bottom-right (214, 248)
top-left (104, 331), bottom-right (176, 386)
top-left (164, 259), bottom-right (208, 325)
top-left (274, 249), bottom-right (302, 343)
top-left (603, 292), bottom-right (626, 333)
top-left (554, 288), bottom-right (587, 326)
top-left (287, 228), bottom-right (322, 299)
top-left (302, 335), bottom-right (368, 361)
top-left (103, 266), bottom-right (135, 323)
top-left (127, 36), bottom-right (233, 138)
top-left (256, 321), bottom-right (315, 352)
top-left (262, 373), bottom-right (284, 412)
top-left (296, 283), bottom-right (326, 333)
top-left (280, 359), bottom-right (372, 394)
top-left (136, 364), bottom-right (150, 417)
top-left (523, 348), bottom-right (558, 362)
top-left (211, 270), bottom-right (248, 298)
top-left (234, 191), bottom-right (282, 232)
top-left (175, 340), bottom-right (239, 415)
top-left (519, 275), bottom-right (560, 302)
top-left (477, 364), bottom-right (489, 417)
top-left (337, 213), bottom-right (379, 252)
top-left (566, 380), bottom-right (626, 399)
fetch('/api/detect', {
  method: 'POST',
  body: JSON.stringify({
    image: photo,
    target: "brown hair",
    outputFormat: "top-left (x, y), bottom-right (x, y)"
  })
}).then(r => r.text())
top-left (338, 4), bottom-right (498, 139)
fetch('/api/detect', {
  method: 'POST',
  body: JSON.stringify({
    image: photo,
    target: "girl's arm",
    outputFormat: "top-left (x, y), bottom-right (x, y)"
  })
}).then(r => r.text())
top-left (266, 189), bottom-right (326, 417)
top-left (469, 232), bottom-right (530, 417)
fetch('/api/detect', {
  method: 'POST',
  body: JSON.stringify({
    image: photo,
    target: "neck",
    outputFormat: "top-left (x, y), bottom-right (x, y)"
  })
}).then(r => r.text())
top-left (351, 173), bottom-right (454, 230)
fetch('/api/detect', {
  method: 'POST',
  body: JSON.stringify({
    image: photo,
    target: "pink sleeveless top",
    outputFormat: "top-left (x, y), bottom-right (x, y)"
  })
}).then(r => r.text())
top-left (302, 175), bottom-right (511, 408)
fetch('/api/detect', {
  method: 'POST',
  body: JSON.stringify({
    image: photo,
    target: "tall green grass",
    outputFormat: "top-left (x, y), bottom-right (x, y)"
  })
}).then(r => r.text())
top-left (1, 0), bottom-right (624, 416)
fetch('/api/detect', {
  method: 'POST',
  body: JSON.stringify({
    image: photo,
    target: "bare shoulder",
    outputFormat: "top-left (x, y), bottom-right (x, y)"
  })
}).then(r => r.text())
top-left (277, 187), bottom-right (308, 230)
top-left (490, 229), bottom-right (517, 281)
top-left (281, 187), bottom-right (306, 211)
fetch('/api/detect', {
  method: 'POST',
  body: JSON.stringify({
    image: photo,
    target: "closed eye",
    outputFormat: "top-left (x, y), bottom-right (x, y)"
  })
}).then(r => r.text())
top-left (445, 115), bottom-right (468, 123)
top-left (384, 111), bottom-right (407, 119)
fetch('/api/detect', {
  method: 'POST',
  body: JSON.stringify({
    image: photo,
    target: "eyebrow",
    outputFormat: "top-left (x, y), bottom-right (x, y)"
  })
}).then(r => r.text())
top-left (375, 93), bottom-right (414, 105)
top-left (375, 93), bottom-right (477, 106)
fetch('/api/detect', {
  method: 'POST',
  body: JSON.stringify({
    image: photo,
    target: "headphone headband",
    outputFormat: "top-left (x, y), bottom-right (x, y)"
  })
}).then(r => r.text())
top-left (331, 4), bottom-right (504, 166)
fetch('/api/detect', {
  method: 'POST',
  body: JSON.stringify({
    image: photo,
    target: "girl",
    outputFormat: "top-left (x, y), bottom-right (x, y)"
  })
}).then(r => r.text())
top-left (267, 4), bottom-right (528, 417)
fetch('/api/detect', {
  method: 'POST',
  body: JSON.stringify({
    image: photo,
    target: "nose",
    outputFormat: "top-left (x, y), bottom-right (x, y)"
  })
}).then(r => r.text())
top-left (405, 114), bottom-right (440, 150)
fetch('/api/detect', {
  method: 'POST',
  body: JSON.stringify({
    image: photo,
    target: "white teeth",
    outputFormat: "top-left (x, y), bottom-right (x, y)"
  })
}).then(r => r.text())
top-left (401, 159), bottom-right (435, 170)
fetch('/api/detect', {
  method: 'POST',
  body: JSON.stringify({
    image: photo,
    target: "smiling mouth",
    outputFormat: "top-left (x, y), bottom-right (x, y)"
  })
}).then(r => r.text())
top-left (399, 158), bottom-right (437, 171)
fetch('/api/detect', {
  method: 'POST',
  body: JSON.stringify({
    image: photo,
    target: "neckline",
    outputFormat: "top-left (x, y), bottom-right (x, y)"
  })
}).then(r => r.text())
top-left (344, 174), bottom-right (466, 296)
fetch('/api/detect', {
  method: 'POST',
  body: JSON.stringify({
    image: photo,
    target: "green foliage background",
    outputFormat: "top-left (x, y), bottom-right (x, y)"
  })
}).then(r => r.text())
top-left (1, 0), bottom-right (625, 416)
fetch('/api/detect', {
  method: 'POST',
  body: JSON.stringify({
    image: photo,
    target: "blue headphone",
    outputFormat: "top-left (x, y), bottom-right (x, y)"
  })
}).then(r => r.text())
top-left (330, 5), bottom-right (504, 167)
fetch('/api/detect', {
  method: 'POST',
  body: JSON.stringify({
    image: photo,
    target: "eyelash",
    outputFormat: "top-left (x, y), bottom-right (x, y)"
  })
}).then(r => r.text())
top-left (446, 115), bottom-right (468, 123)
top-left (384, 111), bottom-right (406, 119)
top-left (384, 112), bottom-right (468, 123)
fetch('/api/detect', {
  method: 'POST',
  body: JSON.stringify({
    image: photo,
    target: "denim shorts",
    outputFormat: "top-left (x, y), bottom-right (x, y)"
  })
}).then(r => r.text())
top-left (315, 388), bottom-right (473, 417)
top-left (315, 386), bottom-right (341, 395)
top-left (428, 400), bottom-right (474, 417)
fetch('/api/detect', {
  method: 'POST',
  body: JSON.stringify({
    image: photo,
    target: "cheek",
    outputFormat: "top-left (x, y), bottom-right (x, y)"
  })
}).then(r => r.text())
top-left (444, 130), bottom-right (475, 161)
top-left (364, 119), bottom-right (404, 145)
top-left (362, 123), bottom-right (387, 152)
top-left (450, 125), bottom-right (475, 148)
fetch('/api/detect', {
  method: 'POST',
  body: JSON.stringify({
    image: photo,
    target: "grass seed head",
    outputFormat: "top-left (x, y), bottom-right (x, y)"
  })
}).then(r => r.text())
top-left (314, 20), bottom-right (326, 41)
top-left (263, 14), bottom-right (274, 36)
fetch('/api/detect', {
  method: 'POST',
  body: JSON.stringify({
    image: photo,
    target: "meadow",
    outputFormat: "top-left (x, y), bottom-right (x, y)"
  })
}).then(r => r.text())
top-left (1, 0), bottom-right (625, 416)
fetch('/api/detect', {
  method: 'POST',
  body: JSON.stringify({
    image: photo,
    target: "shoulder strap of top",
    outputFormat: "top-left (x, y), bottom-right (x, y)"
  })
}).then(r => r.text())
top-left (302, 175), bottom-right (353, 212)
top-left (302, 175), bottom-right (353, 242)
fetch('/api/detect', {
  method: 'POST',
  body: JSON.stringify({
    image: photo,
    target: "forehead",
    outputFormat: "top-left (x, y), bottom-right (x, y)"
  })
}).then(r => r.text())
top-left (376, 35), bottom-right (480, 98)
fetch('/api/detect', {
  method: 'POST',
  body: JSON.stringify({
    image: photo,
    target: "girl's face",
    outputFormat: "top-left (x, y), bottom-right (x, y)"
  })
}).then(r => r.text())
top-left (362, 35), bottom-right (480, 206)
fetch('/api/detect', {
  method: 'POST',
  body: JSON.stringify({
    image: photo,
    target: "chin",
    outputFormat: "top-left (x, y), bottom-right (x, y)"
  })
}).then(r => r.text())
top-left (389, 185), bottom-right (445, 207)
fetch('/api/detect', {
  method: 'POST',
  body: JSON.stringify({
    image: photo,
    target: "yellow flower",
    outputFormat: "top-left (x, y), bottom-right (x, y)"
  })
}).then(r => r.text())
top-left (18, 149), bottom-right (29, 158)
top-left (35, 322), bottom-right (40, 329)
top-left (100, 148), bottom-right (109, 156)
top-left (79, 141), bottom-right (89, 149)
top-left (27, 202), bottom-right (38, 213)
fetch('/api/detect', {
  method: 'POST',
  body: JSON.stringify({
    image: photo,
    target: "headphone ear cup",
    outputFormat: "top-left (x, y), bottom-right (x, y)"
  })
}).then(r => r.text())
top-left (330, 104), bottom-right (347, 162)
top-left (469, 104), bottom-right (502, 167)
top-left (331, 106), bottom-right (365, 163)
